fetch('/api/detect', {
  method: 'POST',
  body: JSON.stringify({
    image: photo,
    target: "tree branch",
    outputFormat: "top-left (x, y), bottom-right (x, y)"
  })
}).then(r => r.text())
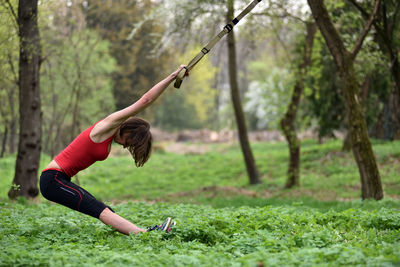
top-left (252, 6), bottom-right (307, 25)
top-left (308, 0), bottom-right (348, 68)
top-left (4, 0), bottom-right (18, 28)
top-left (348, 0), bottom-right (395, 57)
top-left (350, 0), bottom-right (381, 58)
top-left (347, 0), bottom-right (369, 18)
top-left (270, 21), bottom-right (292, 62)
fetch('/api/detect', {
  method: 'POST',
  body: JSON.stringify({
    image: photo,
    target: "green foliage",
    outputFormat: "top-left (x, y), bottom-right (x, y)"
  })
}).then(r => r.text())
top-left (37, 1), bottom-right (116, 154)
top-left (0, 201), bottom-right (399, 266)
top-left (154, 45), bottom-right (218, 130)
top-left (154, 92), bottom-right (202, 130)
top-left (1, 138), bottom-right (400, 265)
top-left (304, 32), bottom-right (345, 138)
top-left (245, 65), bottom-right (294, 130)
top-left (179, 46), bottom-right (218, 125)
top-left (0, 0), bottom-right (19, 154)
top-left (0, 1), bottom-right (117, 156)
top-left (40, 26), bottom-right (116, 153)
top-left (84, 0), bottom-right (173, 113)
top-left (303, 1), bottom-right (395, 139)
top-left (324, 0), bottom-right (364, 49)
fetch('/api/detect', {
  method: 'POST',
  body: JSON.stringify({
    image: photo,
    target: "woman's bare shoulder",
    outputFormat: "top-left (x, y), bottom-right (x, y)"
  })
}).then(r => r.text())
top-left (89, 119), bottom-right (118, 143)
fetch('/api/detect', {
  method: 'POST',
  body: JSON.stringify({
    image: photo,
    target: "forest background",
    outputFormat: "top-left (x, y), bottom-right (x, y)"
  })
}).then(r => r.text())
top-left (0, 0), bottom-right (399, 199)
top-left (1, 0), bottom-right (400, 265)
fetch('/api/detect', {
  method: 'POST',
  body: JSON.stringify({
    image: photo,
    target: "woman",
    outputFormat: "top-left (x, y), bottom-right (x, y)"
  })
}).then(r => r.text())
top-left (40, 65), bottom-right (188, 235)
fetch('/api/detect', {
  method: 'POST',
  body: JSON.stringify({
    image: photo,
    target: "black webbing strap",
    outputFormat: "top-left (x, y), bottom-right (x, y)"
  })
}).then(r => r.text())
top-left (174, 0), bottom-right (262, 88)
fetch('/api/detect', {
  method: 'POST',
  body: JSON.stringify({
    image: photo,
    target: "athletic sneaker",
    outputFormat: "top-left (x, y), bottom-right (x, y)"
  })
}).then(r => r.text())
top-left (147, 217), bottom-right (176, 232)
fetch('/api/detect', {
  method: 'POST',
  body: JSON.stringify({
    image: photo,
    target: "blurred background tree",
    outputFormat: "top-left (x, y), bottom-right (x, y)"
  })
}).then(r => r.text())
top-left (83, 0), bottom-right (174, 119)
top-left (6, 0), bottom-right (42, 199)
top-left (39, 0), bottom-right (116, 156)
top-left (0, 0), bottom-right (19, 156)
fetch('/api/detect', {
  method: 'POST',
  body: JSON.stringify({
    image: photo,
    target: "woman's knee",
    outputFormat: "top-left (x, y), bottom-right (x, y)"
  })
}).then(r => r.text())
top-left (99, 208), bottom-right (114, 223)
top-left (39, 173), bottom-right (52, 200)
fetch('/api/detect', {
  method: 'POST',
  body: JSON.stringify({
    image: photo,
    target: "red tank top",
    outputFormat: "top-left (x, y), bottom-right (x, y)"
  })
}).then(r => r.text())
top-left (54, 121), bottom-right (114, 177)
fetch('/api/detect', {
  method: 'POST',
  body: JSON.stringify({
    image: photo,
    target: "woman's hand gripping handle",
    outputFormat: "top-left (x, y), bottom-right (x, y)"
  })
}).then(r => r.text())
top-left (173, 65), bottom-right (189, 89)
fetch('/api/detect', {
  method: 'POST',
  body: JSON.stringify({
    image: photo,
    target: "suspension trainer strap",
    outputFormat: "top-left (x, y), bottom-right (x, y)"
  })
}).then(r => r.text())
top-left (174, 0), bottom-right (262, 88)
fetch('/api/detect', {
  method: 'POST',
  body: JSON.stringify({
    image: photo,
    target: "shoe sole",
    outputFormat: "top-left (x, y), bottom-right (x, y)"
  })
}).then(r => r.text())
top-left (162, 217), bottom-right (172, 231)
top-left (166, 220), bottom-right (177, 233)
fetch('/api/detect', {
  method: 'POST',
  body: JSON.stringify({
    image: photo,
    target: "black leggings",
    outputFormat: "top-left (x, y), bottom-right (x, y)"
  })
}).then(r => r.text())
top-left (40, 169), bottom-right (113, 219)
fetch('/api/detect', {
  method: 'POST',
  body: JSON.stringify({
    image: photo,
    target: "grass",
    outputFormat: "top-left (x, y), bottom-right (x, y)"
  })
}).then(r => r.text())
top-left (1, 201), bottom-right (399, 266)
top-left (1, 139), bottom-right (400, 266)
top-left (1, 139), bottom-right (400, 208)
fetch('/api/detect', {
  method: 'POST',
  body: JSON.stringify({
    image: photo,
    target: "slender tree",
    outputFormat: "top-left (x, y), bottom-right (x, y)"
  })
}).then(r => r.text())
top-left (307, 0), bottom-right (383, 200)
top-left (8, 0), bottom-right (42, 199)
top-left (146, 0), bottom-right (260, 184)
top-left (280, 22), bottom-right (317, 188)
top-left (0, 125), bottom-right (7, 158)
top-left (227, 0), bottom-right (260, 184)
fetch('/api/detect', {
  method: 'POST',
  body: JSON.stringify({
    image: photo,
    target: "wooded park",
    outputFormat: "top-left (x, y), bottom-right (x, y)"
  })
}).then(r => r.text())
top-left (0, 0), bottom-right (399, 266)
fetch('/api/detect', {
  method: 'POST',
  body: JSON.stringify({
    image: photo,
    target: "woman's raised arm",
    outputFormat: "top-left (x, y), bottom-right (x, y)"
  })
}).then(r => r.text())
top-left (91, 65), bottom-right (188, 141)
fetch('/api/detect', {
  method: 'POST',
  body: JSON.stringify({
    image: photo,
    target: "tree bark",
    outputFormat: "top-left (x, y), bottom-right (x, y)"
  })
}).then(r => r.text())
top-left (342, 75), bottom-right (371, 151)
top-left (308, 0), bottom-right (383, 200)
top-left (342, 132), bottom-right (352, 151)
top-left (1, 125), bottom-right (8, 158)
top-left (9, 115), bottom-right (17, 154)
top-left (227, 0), bottom-right (260, 184)
top-left (391, 89), bottom-right (400, 139)
top-left (280, 22), bottom-right (317, 188)
top-left (8, 0), bottom-right (42, 199)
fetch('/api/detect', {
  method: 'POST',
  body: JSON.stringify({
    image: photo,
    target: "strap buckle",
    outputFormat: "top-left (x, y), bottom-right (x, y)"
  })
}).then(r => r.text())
top-left (201, 47), bottom-right (209, 54)
top-left (224, 24), bottom-right (233, 33)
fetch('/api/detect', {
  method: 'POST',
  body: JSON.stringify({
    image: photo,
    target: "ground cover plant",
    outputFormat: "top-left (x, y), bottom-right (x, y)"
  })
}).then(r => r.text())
top-left (0, 139), bottom-right (399, 266)
top-left (1, 201), bottom-right (400, 266)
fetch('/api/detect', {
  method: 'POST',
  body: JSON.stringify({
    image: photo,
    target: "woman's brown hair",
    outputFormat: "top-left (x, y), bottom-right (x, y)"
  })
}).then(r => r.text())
top-left (118, 117), bottom-right (152, 167)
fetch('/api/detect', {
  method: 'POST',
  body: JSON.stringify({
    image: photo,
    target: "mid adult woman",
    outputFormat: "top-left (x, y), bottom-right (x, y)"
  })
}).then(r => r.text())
top-left (40, 65), bottom-right (188, 235)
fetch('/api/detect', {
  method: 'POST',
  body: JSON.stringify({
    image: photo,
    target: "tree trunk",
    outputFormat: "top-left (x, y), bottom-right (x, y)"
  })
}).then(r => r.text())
top-left (9, 118), bottom-right (17, 154)
top-left (1, 125), bottom-right (8, 158)
top-left (308, 0), bottom-right (383, 200)
top-left (8, 0), bottom-right (42, 199)
top-left (226, 0), bottom-right (260, 184)
top-left (373, 39), bottom-right (400, 140)
top-left (391, 89), bottom-right (400, 139)
top-left (340, 61), bottom-right (383, 199)
top-left (381, 4), bottom-right (400, 139)
top-left (280, 22), bottom-right (317, 188)
top-left (342, 75), bottom-right (371, 151)
top-left (342, 132), bottom-right (352, 151)
top-left (392, 57), bottom-right (400, 92)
